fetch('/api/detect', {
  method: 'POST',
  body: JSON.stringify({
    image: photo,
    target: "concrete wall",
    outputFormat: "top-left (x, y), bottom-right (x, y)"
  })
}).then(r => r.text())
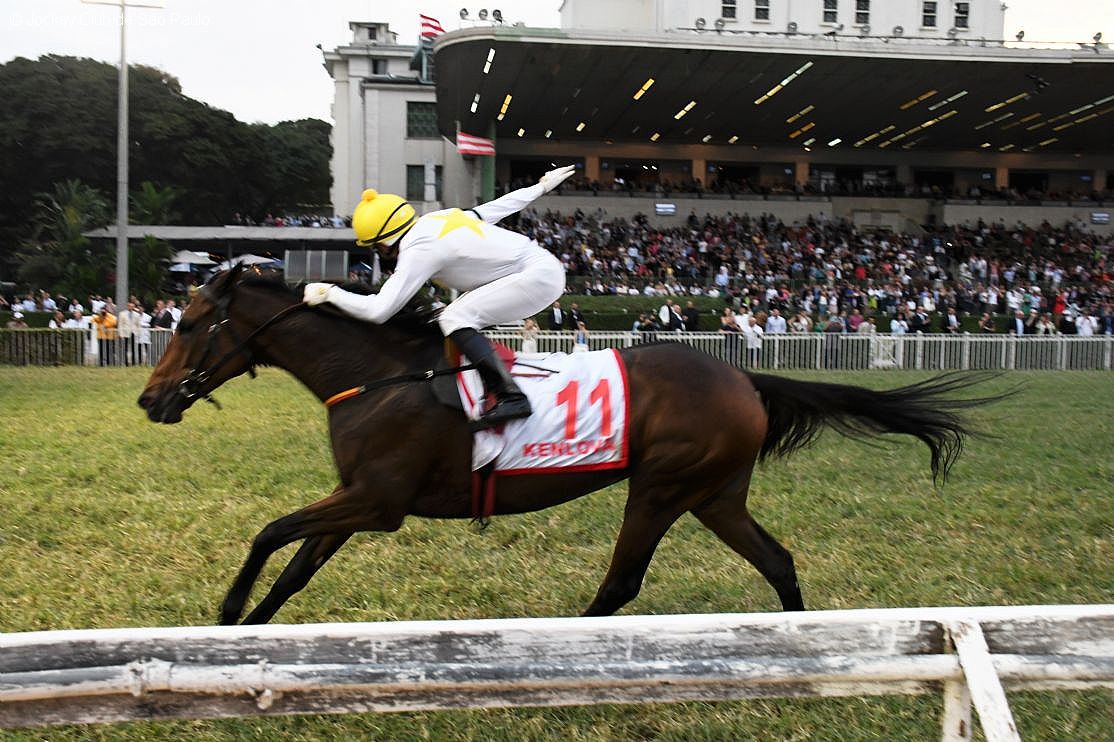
top-left (560, 0), bottom-right (1005, 37)
top-left (942, 203), bottom-right (1114, 235)
top-left (529, 193), bottom-right (832, 227)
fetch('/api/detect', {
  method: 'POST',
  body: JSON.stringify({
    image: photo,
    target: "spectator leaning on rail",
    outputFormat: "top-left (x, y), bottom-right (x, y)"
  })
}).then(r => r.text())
top-left (303, 165), bottom-right (574, 430)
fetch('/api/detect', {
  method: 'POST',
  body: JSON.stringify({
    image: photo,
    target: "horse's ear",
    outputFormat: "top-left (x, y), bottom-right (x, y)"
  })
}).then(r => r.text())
top-left (211, 263), bottom-right (245, 294)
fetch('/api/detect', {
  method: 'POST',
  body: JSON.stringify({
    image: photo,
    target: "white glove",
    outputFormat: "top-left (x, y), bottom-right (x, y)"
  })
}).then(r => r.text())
top-left (303, 283), bottom-right (334, 306)
top-left (539, 164), bottom-right (576, 193)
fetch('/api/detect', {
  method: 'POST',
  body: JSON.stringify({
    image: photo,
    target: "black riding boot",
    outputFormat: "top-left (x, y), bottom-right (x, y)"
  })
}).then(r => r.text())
top-left (450, 328), bottom-right (532, 429)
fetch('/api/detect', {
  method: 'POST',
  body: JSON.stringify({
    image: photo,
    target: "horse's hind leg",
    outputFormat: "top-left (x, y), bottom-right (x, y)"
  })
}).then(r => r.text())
top-left (581, 491), bottom-right (688, 617)
top-left (692, 490), bottom-right (805, 611)
top-left (239, 533), bottom-right (352, 625)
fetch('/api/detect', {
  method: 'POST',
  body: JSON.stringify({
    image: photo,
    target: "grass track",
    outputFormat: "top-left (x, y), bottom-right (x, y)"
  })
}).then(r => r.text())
top-left (0, 367), bottom-right (1111, 739)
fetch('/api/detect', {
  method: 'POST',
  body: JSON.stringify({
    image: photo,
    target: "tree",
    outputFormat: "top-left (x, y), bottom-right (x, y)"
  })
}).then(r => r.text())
top-left (0, 56), bottom-right (333, 283)
top-left (17, 179), bottom-right (111, 299)
top-left (128, 181), bottom-right (179, 303)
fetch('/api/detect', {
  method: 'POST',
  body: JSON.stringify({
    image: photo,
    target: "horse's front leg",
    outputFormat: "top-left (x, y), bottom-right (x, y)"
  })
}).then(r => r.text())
top-left (237, 533), bottom-right (353, 624)
top-left (219, 484), bottom-right (404, 625)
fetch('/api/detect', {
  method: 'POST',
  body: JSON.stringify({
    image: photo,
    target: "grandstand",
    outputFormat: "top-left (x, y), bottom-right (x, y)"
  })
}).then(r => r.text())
top-left (327, 0), bottom-right (1113, 239)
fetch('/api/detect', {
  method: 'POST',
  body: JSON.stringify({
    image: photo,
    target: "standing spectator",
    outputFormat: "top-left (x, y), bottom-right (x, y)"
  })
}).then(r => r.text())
top-left (682, 301), bottom-right (701, 331)
top-left (1007, 310), bottom-right (1027, 335)
top-left (890, 312), bottom-right (909, 334)
top-left (137, 303), bottom-right (153, 365)
top-left (824, 315), bottom-right (844, 368)
top-left (1076, 311), bottom-right (1098, 337)
top-left (567, 302), bottom-right (585, 330)
top-left (788, 311), bottom-right (812, 334)
top-left (666, 302), bottom-right (684, 332)
top-left (765, 308), bottom-right (787, 334)
top-left (67, 297), bottom-right (84, 315)
top-left (846, 308), bottom-right (864, 333)
top-left (152, 300), bottom-right (174, 330)
top-left (742, 315), bottom-right (764, 367)
top-left (520, 318), bottom-right (540, 354)
top-left (944, 307), bottom-right (961, 334)
top-left (6, 311), bottom-right (28, 329)
top-left (91, 308), bottom-right (117, 366)
top-left (1034, 314), bottom-right (1058, 335)
top-left (166, 300), bottom-right (182, 329)
top-left (720, 306), bottom-right (743, 364)
top-left (116, 301), bottom-right (143, 366)
top-left (978, 313), bottom-right (996, 333)
top-left (547, 301), bottom-right (564, 331)
top-left (573, 321), bottom-right (590, 352)
top-left (47, 310), bottom-right (66, 329)
top-left (63, 310), bottom-right (90, 330)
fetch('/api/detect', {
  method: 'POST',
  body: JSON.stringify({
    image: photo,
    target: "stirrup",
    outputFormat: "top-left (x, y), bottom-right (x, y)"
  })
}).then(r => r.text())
top-left (470, 394), bottom-right (532, 431)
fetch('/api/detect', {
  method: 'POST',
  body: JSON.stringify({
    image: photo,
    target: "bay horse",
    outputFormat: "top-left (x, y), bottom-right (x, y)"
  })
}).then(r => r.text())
top-left (139, 266), bottom-right (994, 625)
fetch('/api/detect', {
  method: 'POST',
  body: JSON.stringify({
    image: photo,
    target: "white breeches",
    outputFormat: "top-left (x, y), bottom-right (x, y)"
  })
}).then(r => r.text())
top-left (438, 247), bottom-right (565, 335)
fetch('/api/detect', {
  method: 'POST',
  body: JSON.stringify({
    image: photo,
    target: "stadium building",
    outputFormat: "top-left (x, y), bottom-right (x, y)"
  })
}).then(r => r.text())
top-left (325, 1), bottom-right (1114, 234)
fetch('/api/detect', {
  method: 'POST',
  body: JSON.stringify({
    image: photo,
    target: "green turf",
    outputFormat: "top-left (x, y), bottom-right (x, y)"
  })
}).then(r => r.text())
top-left (0, 367), bottom-right (1110, 739)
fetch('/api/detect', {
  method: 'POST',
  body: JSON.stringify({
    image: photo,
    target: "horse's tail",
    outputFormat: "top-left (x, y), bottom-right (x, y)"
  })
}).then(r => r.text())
top-left (747, 372), bottom-right (1006, 483)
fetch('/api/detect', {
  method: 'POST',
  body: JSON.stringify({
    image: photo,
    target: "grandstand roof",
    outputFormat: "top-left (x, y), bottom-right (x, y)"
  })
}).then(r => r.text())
top-left (434, 27), bottom-right (1114, 154)
top-left (87, 226), bottom-right (355, 242)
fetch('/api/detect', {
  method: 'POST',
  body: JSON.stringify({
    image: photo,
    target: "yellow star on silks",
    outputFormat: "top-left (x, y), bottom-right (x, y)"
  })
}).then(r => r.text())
top-left (429, 208), bottom-right (486, 239)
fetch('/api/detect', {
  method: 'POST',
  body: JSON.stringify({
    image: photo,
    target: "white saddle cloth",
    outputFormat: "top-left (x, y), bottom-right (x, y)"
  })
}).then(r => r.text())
top-left (457, 349), bottom-right (630, 474)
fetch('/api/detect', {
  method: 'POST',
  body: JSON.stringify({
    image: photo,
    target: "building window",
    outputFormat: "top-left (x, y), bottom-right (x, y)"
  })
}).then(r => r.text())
top-left (922, 1), bottom-right (937, 27)
top-left (371, 59), bottom-right (388, 75)
top-left (406, 101), bottom-right (438, 139)
top-left (823, 0), bottom-right (838, 24)
top-left (754, 0), bottom-right (769, 21)
top-left (406, 165), bottom-right (443, 202)
top-left (855, 0), bottom-right (870, 25)
top-left (954, 1), bottom-right (969, 29)
top-left (722, 1), bottom-right (737, 19)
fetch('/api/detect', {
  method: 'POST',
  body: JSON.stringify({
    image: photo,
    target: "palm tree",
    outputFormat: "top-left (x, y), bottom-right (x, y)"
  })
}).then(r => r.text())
top-left (17, 179), bottom-right (110, 299)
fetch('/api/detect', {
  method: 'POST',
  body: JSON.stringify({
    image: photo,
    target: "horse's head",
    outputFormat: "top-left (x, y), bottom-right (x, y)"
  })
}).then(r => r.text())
top-left (138, 265), bottom-right (265, 423)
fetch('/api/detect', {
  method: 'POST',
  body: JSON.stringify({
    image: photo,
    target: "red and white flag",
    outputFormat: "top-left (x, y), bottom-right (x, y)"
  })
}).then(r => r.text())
top-left (419, 14), bottom-right (445, 38)
top-left (457, 131), bottom-right (496, 156)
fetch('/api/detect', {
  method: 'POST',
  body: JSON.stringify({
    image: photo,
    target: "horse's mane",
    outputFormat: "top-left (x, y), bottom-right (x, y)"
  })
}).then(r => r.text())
top-left (233, 272), bottom-right (444, 342)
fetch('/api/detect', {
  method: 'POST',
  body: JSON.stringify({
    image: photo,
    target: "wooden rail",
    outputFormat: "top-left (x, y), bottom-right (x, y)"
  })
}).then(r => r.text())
top-left (1, 605), bottom-right (1112, 738)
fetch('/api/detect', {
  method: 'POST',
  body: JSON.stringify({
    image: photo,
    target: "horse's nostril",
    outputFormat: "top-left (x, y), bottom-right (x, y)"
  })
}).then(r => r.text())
top-left (138, 391), bottom-right (153, 409)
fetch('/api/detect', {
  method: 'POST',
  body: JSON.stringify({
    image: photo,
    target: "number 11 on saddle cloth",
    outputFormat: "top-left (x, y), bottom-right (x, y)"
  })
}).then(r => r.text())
top-left (456, 347), bottom-right (630, 474)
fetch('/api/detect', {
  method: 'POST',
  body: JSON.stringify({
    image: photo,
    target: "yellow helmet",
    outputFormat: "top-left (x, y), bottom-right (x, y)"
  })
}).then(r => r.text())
top-left (351, 188), bottom-right (416, 247)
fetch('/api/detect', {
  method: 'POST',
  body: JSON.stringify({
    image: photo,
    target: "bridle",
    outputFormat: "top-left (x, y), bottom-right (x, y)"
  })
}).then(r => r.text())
top-left (177, 285), bottom-right (306, 408)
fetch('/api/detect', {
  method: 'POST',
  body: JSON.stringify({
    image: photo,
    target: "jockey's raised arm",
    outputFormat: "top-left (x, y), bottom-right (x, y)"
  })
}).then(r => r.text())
top-left (470, 166), bottom-right (574, 224)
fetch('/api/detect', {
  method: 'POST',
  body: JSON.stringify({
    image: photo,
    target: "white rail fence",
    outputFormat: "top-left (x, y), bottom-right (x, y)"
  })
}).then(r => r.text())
top-left (3, 329), bottom-right (1112, 371)
top-left (1, 605), bottom-right (1111, 739)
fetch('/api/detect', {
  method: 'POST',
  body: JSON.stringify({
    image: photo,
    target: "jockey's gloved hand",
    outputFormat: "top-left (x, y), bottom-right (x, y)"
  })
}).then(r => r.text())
top-left (304, 283), bottom-right (334, 306)
top-left (539, 164), bottom-right (577, 193)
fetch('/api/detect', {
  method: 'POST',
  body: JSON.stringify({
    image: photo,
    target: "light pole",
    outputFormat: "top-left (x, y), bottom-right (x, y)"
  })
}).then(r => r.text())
top-left (81, 0), bottom-right (162, 310)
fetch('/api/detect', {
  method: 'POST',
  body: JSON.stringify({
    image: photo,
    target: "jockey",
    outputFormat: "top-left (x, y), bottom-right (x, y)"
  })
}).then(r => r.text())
top-left (304, 165), bottom-right (574, 430)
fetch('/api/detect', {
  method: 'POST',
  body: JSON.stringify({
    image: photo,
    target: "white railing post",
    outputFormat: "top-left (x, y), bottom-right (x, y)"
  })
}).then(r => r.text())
top-left (946, 620), bottom-right (1021, 742)
top-left (915, 332), bottom-right (924, 370)
top-left (961, 333), bottom-right (970, 371)
top-left (942, 679), bottom-right (973, 742)
top-left (1106, 335), bottom-right (1112, 371)
top-left (772, 334), bottom-right (780, 370)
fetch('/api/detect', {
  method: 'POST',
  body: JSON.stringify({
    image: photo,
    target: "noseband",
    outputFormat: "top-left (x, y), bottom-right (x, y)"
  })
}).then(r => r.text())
top-left (178, 286), bottom-right (306, 408)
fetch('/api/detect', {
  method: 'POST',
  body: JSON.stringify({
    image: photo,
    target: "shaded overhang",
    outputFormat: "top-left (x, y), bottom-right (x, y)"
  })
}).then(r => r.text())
top-left (435, 27), bottom-right (1114, 155)
top-left (87, 226), bottom-right (356, 242)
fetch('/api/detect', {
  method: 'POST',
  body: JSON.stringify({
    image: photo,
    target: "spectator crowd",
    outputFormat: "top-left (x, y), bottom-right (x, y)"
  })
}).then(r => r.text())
top-left (512, 208), bottom-right (1113, 337)
top-left (6, 209), bottom-right (1113, 352)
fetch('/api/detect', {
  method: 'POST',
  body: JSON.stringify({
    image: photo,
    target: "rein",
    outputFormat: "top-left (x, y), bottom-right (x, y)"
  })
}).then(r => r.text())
top-left (323, 362), bottom-right (477, 408)
top-left (178, 292), bottom-right (307, 408)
